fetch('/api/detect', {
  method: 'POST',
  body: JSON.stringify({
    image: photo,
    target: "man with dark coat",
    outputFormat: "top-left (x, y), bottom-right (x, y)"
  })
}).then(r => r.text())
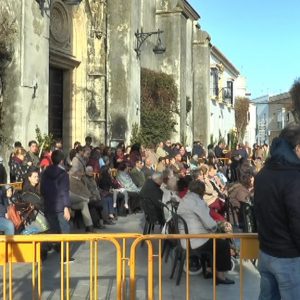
top-left (41, 150), bottom-right (71, 235)
top-left (254, 124), bottom-right (300, 299)
top-left (0, 156), bottom-right (7, 184)
top-left (139, 172), bottom-right (164, 226)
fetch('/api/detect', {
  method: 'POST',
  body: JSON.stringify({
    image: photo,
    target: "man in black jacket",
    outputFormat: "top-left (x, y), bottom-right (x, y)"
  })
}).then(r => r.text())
top-left (139, 172), bottom-right (164, 226)
top-left (41, 150), bottom-right (71, 235)
top-left (254, 124), bottom-right (300, 299)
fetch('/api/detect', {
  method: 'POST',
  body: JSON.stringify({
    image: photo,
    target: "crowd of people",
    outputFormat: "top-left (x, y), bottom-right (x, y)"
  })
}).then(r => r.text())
top-left (0, 135), bottom-right (266, 268)
top-left (1, 123), bottom-right (299, 297)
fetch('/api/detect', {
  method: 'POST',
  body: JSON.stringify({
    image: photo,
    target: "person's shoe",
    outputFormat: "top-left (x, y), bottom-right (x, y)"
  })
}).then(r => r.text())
top-left (41, 249), bottom-right (48, 262)
top-left (103, 219), bottom-right (116, 225)
top-left (62, 257), bottom-right (75, 264)
top-left (216, 277), bottom-right (235, 285)
top-left (94, 223), bottom-right (106, 229)
top-left (85, 226), bottom-right (96, 233)
top-left (53, 243), bottom-right (61, 253)
top-left (203, 271), bottom-right (213, 279)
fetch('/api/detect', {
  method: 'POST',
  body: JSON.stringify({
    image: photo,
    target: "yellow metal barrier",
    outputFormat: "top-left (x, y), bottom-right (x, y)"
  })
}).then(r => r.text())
top-left (129, 233), bottom-right (259, 300)
top-left (0, 182), bottom-right (23, 191)
top-left (0, 233), bottom-right (259, 300)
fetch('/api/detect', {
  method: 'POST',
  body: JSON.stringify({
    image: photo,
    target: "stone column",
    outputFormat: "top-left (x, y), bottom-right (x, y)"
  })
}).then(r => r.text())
top-left (85, 0), bottom-right (107, 144)
top-left (192, 29), bottom-right (211, 146)
top-left (106, 0), bottom-right (141, 145)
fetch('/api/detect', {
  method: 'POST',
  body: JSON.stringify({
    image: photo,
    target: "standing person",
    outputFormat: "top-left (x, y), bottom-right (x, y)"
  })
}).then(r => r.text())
top-left (25, 140), bottom-right (40, 168)
top-left (0, 156), bottom-right (7, 184)
top-left (40, 150), bottom-right (73, 262)
top-left (84, 136), bottom-right (93, 150)
top-left (254, 124), bottom-right (300, 299)
top-left (214, 141), bottom-right (225, 159)
top-left (8, 141), bottom-right (22, 182)
top-left (10, 148), bottom-right (30, 182)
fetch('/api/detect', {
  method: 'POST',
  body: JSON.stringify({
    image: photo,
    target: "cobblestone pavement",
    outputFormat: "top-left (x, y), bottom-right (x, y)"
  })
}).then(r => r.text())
top-left (0, 213), bottom-right (260, 299)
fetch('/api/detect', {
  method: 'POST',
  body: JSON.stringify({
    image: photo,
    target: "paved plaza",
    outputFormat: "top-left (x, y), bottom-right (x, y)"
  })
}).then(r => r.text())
top-left (1, 213), bottom-right (260, 300)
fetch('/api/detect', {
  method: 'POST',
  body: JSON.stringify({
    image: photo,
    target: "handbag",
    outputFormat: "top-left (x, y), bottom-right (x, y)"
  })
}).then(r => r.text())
top-left (7, 204), bottom-right (23, 230)
top-left (7, 202), bottom-right (35, 230)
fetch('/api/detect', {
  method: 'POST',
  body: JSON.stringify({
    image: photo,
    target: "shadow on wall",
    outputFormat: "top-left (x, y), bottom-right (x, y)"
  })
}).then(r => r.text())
top-left (111, 114), bottom-right (127, 140)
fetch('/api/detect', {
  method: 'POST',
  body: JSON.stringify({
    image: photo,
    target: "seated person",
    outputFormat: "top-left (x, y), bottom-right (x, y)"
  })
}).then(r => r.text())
top-left (161, 168), bottom-right (179, 220)
top-left (139, 172), bottom-right (165, 226)
top-left (228, 161), bottom-right (255, 227)
top-left (207, 164), bottom-right (227, 198)
top-left (69, 170), bottom-right (96, 232)
top-left (98, 166), bottom-right (129, 211)
top-left (156, 156), bottom-right (166, 173)
top-left (142, 158), bottom-right (155, 179)
top-left (116, 162), bottom-right (141, 212)
top-left (177, 180), bottom-right (234, 284)
top-left (22, 168), bottom-right (44, 211)
top-left (113, 147), bottom-right (126, 169)
top-left (0, 186), bottom-right (15, 235)
top-left (84, 166), bottom-right (115, 226)
top-left (130, 159), bottom-right (145, 188)
top-left (193, 165), bottom-right (226, 222)
top-left (189, 154), bottom-right (200, 170)
top-left (177, 175), bottom-right (193, 199)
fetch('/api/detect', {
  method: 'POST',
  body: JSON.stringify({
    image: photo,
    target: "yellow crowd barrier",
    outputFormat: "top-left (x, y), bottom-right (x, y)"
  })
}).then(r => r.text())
top-left (0, 233), bottom-right (259, 300)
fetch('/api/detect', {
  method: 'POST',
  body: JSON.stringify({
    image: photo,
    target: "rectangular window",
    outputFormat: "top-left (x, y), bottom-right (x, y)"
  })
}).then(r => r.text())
top-left (211, 68), bottom-right (219, 98)
top-left (226, 81), bottom-right (233, 105)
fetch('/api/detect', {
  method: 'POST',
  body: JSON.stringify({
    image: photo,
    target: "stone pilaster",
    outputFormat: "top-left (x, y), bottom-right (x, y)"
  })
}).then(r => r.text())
top-left (192, 29), bottom-right (211, 146)
top-left (106, 0), bottom-right (141, 145)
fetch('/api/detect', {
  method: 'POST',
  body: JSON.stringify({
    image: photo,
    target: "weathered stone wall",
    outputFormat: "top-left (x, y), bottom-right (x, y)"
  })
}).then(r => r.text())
top-left (192, 29), bottom-right (211, 146)
top-left (107, 0), bottom-right (141, 145)
top-left (72, 0), bottom-right (107, 146)
top-left (138, 0), bottom-right (206, 145)
top-left (0, 0), bottom-right (49, 161)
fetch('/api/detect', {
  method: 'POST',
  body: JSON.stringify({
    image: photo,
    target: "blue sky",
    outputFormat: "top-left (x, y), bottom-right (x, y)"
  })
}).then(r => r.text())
top-left (188, 0), bottom-right (300, 98)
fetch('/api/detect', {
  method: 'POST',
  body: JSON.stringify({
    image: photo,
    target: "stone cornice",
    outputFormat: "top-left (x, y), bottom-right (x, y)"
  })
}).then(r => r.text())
top-left (211, 45), bottom-right (239, 77)
top-left (269, 92), bottom-right (291, 103)
top-left (193, 30), bottom-right (211, 45)
top-left (156, 0), bottom-right (200, 21)
top-left (50, 48), bottom-right (81, 70)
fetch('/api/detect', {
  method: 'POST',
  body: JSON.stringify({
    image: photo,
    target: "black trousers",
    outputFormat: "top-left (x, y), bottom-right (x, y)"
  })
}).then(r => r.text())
top-left (194, 238), bottom-right (231, 272)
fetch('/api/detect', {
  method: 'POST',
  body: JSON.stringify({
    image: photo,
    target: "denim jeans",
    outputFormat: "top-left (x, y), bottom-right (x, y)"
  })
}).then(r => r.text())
top-left (46, 212), bottom-right (70, 234)
top-left (102, 195), bottom-right (114, 215)
top-left (0, 217), bottom-right (15, 235)
top-left (258, 250), bottom-right (300, 300)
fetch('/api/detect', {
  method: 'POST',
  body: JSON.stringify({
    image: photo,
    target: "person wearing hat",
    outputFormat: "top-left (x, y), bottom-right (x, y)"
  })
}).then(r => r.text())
top-left (0, 185), bottom-right (15, 235)
top-left (0, 156), bottom-right (7, 184)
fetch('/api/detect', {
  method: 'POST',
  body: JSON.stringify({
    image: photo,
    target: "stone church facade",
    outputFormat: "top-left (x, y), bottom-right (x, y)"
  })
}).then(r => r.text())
top-left (0, 0), bottom-right (243, 160)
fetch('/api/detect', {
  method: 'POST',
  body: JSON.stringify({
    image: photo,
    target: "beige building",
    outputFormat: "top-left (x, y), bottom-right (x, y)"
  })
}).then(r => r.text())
top-left (0, 0), bottom-right (246, 164)
top-left (268, 92), bottom-right (294, 142)
top-left (0, 0), bottom-right (107, 158)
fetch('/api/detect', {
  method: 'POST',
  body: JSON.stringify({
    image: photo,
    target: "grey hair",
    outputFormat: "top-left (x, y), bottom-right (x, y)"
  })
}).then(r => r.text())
top-left (152, 172), bottom-right (163, 184)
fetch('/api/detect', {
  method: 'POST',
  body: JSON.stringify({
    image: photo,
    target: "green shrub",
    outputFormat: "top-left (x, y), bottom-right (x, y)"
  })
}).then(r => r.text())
top-left (139, 68), bottom-right (178, 146)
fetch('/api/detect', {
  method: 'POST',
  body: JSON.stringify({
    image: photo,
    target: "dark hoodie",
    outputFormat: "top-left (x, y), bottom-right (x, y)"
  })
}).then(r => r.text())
top-left (254, 137), bottom-right (300, 258)
top-left (40, 165), bottom-right (71, 214)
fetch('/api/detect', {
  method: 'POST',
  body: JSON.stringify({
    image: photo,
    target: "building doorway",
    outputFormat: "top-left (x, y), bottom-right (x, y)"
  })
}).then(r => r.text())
top-left (49, 67), bottom-right (63, 139)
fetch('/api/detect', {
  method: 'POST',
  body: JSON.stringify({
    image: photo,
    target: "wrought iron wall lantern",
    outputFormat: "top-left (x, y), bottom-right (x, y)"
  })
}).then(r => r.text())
top-left (35, 0), bottom-right (82, 16)
top-left (134, 29), bottom-right (166, 59)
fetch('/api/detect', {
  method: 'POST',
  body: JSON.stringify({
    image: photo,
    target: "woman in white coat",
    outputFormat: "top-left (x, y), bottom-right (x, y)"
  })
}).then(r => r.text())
top-left (177, 180), bottom-right (234, 284)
